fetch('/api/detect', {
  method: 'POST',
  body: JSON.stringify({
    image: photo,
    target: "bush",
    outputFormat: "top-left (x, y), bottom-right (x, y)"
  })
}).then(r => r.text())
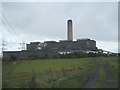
top-left (9, 55), bottom-right (17, 61)
top-left (28, 54), bottom-right (38, 60)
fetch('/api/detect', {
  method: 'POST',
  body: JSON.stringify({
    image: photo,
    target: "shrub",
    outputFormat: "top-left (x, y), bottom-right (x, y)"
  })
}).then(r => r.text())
top-left (9, 55), bottom-right (17, 61)
top-left (28, 54), bottom-right (38, 60)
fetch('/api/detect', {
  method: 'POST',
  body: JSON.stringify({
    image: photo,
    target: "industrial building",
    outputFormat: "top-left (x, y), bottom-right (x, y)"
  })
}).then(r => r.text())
top-left (3, 20), bottom-right (99, 60)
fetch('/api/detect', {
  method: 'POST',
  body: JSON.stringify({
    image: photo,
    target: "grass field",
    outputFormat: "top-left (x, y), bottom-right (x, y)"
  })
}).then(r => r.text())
top-left (2, 56), bottom-right (118, 88)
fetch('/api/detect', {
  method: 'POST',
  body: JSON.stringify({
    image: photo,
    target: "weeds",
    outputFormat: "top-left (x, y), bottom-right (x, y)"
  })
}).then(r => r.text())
top-left (19, 65), bottom-right (83, 88)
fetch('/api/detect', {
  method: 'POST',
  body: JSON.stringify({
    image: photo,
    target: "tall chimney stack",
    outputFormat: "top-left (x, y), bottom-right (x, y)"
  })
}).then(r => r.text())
top-left (67, 19), bottom-right (73, 41)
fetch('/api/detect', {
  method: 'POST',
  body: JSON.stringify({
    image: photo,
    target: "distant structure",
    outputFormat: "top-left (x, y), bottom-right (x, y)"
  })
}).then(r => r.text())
top-left (3, 19), bottom-right (101, 60)
top-left (67, 20), bottom-right (73, 41)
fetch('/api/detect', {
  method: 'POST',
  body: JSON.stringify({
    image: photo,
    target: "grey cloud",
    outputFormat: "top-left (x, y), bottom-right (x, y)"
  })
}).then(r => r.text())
top-left (2, 2), bottom-right (118, 52)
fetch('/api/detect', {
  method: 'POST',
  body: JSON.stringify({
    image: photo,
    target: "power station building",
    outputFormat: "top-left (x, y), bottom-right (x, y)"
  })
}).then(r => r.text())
top-left (3, 20), bottom-right (99, 60)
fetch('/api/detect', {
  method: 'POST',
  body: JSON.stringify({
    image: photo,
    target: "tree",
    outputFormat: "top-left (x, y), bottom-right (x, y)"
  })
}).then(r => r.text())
top-left (9, 55), bottom-right (17, 64)
top-left (9, 55), bottom-right (17, 61)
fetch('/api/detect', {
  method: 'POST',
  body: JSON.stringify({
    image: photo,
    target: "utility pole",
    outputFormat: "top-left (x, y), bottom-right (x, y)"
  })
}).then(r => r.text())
top-left (19, 41), bottom-right (26, 50)
top-left (2, 40), bottom-right (7, 52)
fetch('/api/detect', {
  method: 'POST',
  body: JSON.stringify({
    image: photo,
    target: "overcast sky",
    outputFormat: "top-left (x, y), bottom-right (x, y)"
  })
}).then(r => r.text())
top-left (1, 2), bottom-right (118, 53)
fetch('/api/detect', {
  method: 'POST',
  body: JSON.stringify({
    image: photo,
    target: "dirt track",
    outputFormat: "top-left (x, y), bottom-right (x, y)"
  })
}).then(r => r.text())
top-left (80, 58), bottom-right (118, 88)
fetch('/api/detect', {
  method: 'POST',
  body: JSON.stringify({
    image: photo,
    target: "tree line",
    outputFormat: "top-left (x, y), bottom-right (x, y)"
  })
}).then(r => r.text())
top-left (28, 52), bottom-right (117, 60)
top-left (3, 52), bottom-right (118, 61)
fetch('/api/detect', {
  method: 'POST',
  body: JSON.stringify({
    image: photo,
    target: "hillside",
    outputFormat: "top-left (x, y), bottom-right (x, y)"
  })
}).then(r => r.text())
top-left (2, 57), bottom-right (118, 88)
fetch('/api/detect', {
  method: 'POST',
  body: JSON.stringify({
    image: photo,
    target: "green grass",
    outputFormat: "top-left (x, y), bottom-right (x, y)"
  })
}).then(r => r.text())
top-left (52, 62), bottom-right (97, 88)
top-left (94, 57), bottom-right (118, 88)
top-left (94, 63), bottom-right (105, 88)
top-left (105, 57), bottom-right (118, 80)
top-left (2, 56), bottom-right (118, 88)
top-left (3, 57), bottom-right (96, 88)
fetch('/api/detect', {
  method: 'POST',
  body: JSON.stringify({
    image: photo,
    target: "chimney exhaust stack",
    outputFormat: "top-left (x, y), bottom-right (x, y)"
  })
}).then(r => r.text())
top-left (67, 19), bottom-right (73, 41)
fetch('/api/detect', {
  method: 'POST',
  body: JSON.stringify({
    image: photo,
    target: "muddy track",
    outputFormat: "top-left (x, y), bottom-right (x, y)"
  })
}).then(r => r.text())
top-left (80, 67), bottom-right (99, 88)
top-left (80, 58), bottom-right (118, 88)
top-left (80, 60), bottom-right (100, 88)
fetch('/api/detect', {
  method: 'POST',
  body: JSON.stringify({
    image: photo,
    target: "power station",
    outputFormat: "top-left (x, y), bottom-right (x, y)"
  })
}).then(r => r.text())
top-left (3, 20), bottom-right (100, 60)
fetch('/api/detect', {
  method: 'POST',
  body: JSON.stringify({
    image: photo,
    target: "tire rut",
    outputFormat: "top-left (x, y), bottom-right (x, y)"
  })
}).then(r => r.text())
top-left (80, 60), bottom-right (100, 88)
top-left (80, 58), bottom-right (118, 88)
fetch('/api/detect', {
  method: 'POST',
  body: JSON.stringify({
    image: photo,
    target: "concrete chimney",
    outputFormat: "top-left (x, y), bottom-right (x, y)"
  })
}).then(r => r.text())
top-left (67, 19), bottom-right (73, 41)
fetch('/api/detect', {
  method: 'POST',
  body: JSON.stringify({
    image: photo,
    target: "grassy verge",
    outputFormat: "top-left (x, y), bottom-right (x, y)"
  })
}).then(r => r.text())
top-left (51, 61), bottom-right (97, 88)
top-left (103, 57), bottom-right (118, 80)
top-left (3, 57), bottom-right (96, 88)
top-left (94, 57), bottom-right (118, 88)
top-left (2, 57), bottom-right (118, 88)
top-left (94, 63), bottom-right (105, 88)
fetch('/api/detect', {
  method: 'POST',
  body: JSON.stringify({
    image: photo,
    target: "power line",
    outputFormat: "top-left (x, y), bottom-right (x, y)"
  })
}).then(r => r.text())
top-left (0, 14), bottom-right (21, 51)
top-left (0, 11), bottom-right (27, 51)
top-left (0, 17), bottom-right (19, 43)
top-left (3, 18), bottom-right (20, 43)
top-left (7, 42), bottom-right (19, 50)
top-left (1, 12), bottom-right (22, 43)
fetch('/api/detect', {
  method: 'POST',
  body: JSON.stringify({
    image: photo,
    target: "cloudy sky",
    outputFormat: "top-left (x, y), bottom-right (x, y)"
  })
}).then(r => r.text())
top-left (0, 1), bottom-right (118, 53)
